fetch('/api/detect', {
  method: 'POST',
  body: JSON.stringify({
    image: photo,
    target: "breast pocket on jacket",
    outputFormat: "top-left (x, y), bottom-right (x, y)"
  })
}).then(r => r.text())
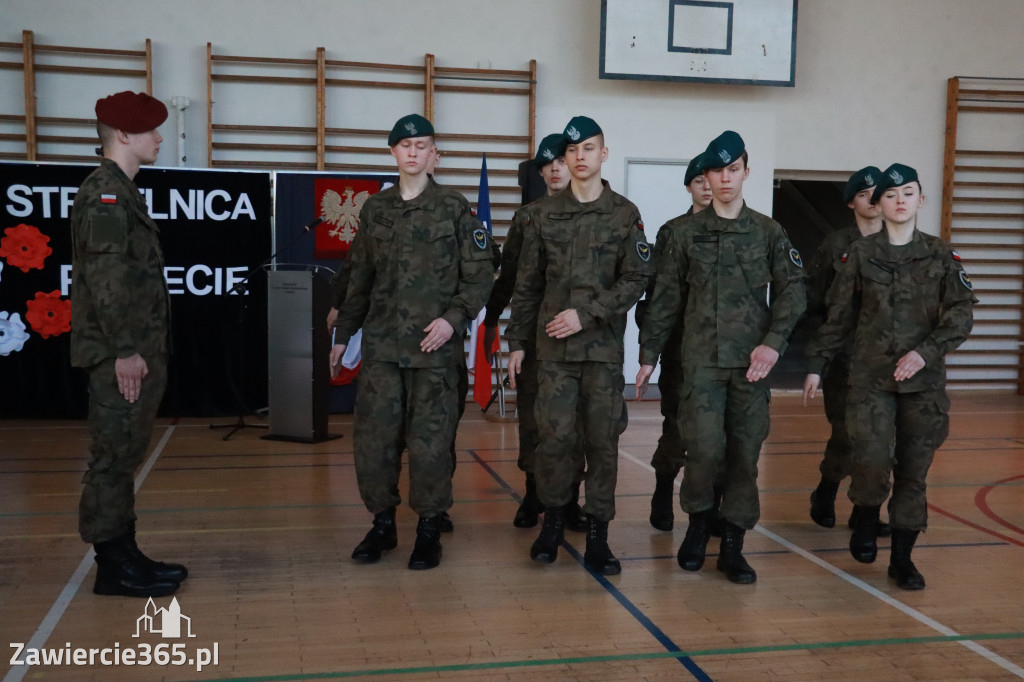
top-left (737, 246), bottom-right (771, 298)
top-left (686, 241), bottom-right (718, 290)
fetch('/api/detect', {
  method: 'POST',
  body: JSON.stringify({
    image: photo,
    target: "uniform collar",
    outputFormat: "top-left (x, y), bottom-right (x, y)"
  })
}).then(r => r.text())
top-left (704, 201), bottom-right (752, 233)
top-left (551, 179), bottom-right (615, 214)
top-left (382, 176), bottom-right (440, 211)
top-left (869, 226), bottom-right (930, 261)
top-left (99, 158), bottom-right (144, 207)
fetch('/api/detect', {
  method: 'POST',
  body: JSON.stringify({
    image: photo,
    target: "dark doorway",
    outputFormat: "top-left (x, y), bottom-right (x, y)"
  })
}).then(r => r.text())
top-left (770, 178), bottom-right (849, 390)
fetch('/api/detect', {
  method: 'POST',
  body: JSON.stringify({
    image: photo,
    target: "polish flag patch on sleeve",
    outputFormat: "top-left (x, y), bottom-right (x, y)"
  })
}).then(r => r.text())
top-left (100, 194), bottom-right (118, 204)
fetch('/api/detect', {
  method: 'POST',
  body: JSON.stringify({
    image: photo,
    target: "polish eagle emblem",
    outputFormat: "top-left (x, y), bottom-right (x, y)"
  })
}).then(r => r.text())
top-left (321, 187), bottom-right (371, 244)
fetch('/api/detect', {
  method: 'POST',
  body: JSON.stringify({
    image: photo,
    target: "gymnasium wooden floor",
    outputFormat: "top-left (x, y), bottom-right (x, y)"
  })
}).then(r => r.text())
top-left (2, 392), bottom-right (1022, 682)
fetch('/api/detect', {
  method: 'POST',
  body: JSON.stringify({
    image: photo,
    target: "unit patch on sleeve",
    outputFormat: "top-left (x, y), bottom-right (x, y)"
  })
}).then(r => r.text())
top-left (473, 228), bottom-right (489, 250)
top-left (789, 248), bottom-right (803, 268)
top-left (636, 242), bottom-right (651, 262)
top-left (959, 270), bottom-right (973, 291)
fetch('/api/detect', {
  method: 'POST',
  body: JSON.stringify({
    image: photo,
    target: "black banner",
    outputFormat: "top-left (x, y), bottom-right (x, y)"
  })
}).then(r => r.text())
top-left (0, 162), bottom-right (272, 418)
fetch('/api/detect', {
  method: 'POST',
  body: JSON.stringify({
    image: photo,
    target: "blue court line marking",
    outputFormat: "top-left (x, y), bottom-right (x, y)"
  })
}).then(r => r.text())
top-left (621, 540), bottom-right (1009, 562)
top-left (466, 448), bottom-right (712, 682)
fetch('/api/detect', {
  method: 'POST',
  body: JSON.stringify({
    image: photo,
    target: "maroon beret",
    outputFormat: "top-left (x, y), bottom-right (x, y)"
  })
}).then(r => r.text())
top-left (94, 91), bottom-right (167, 133)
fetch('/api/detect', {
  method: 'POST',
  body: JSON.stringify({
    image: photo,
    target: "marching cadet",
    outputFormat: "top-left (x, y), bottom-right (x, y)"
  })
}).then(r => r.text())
top-left (330, 114), bottom-right (495, 570)
top-left (636, 150), bottom-right (719, 533)
top-left (507, 116), bottom-right (653, 575)
top-left (805, 163), bottom-right (975, 589)
top-left (71, 91), bottom-right (187, 597)
top-left (483, 133), bottom-right (587, 531)
top-left (804, 167), bottom-right (891, 536)
top-left (325, 145), bottom-right (462, 535)
top-left (637, 131), bottom-right (806, 584)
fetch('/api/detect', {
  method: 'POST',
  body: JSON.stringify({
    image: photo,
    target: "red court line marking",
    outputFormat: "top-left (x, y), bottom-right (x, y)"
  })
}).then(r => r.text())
top-left (975, 474), bottom-right (1024, 538)
top-left (928, 501), bottom-right (1024, 549)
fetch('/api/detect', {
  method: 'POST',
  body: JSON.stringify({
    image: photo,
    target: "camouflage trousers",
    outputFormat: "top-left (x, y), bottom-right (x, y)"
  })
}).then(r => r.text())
top-left (847, 387), bottom-right (948, 530)
top-left (79, 355), bottom-right (167, 544)
top-left (534, 360), bottom-right (627, 522)
top-left (819, 361), bottom-right (853, 483)
top-left (651, 348), bottom-right (685, 475)
top-left (679, 366), bottom-right (770, 530)
top-left (452, 350), bottom-right (468, 473)
top-left (354, 361), bottom-right (459, 518)
top-left (517, 350), bottom-right (585, 481)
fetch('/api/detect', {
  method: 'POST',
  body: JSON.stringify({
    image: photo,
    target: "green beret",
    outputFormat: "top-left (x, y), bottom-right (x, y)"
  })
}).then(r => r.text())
top-left (843, 166), bottom-right (881, 203)
top-left (684, 151), bottom-right (707, 185)
top-left (702, 130), bottom-right (745, 170)
top-left (95, 91), bottom-right (167, 133)
top-left (871, 163), bottom-right (919, 204)
top-left (563, 116), bottom-right (602, 144)
top-left (534, 133), bottom-right (567, 167)
top-left (388, 113), bottom-right (434, 146)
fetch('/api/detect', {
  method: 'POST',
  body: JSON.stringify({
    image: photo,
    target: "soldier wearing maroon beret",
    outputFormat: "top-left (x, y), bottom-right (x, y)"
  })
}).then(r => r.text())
top-left (70, 91), bottom-right (188, 597)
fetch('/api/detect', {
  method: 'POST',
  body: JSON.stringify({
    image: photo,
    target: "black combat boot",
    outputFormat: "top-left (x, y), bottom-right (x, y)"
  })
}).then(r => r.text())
top-left (408, 515), bottom-right (443, 570)
top-left (649, 470), bottom-right (676, 531)
top-left (564, 480), bottom-right (588, 533)
top-left (676, 510), bottom-right (711, 571)
top-left (530, 506), bottom-right (565, 564)
top-left (514, 473), bottom-right (544, 528)
top-left (93, 535), bottom-right (180, 598)
top-left (810, 478), bottom-right (841, 528)
top-left (716, 522), bottom-right (757, 584)
top-left (848, 506), bottom-right (892, 537)
top-left (439, 510), bottom-right (454, 533)
top-left (583, 516), bottom-right (621, 575)
top-left (126, 521), bottom-right (188, 582)
top-left (709, 485), bottom-right (726, 538)
top-left (849, 504), bottom-right (880, 563)
top-left (888, 528), bottom-right (926, 590)
top-left (351, 507), bottom-right (398, 563)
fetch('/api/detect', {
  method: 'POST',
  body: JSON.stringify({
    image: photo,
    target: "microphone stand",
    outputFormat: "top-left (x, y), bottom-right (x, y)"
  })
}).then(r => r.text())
top-left (210, 217), bottom-right (324, 440)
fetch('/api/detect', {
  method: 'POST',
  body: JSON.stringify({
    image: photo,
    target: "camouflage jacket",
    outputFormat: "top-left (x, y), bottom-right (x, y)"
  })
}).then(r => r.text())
top-left (484, 203), bottom-right (530, 327)
top-left (639, 202), bottom-right (807, 369)
top-left (807, 228), bottom-right (976, 392)
top-left (70, 159), bottom-right (169, 368)
top-left (634, 206), bottom-right (693, 360)
top-left (803, 225), bottom-right (864, 371)
top-left (333, 178), bottom-right (495, 368)
top-left (507, 181), bottom-right (653, 364)
top-left (329, 253), bottom-right (352, 309)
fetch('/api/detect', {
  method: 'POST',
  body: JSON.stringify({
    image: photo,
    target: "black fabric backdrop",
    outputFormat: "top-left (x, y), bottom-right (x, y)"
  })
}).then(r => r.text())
top-left (0, 162), bottom-right (272, 418)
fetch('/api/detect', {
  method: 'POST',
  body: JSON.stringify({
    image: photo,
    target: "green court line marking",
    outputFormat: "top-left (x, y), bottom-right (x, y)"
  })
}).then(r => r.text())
top-left (178, 632), bottom-right (1024, 682)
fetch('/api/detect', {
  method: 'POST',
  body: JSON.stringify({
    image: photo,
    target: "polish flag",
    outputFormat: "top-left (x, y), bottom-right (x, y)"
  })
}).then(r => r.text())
top-left (467, 154), bottom-right (500, 409)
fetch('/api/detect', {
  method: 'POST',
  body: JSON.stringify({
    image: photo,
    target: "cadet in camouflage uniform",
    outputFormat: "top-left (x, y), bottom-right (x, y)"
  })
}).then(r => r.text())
top-left (325, 145), bottom-right (460, 534)
top-left (803, 167), bottom-right (891, 536)
top-left (806, 164), bottom-right (975, 590)
top-left (483, 133), bottom-right (586, 531)
top-left (508, 116), bottom-right (653, 575)
top-left (634, 150), bottom-right (722, 533)
top-left (330, 114), bottom-right (495, 570)
top-left (638, 131), bottom-right (806, 584)
top-left (71, 91), bottom-right (187, 598)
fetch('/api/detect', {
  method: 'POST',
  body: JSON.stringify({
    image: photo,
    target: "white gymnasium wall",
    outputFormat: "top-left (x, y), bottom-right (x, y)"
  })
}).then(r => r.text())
top-left (3, 0), bottom-right (1023, 235)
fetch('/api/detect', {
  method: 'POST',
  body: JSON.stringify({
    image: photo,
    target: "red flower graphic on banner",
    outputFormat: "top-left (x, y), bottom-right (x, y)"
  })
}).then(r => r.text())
top-left (0, 224), bottom-right (53, 272)
top-left (25, 290), bottom-right (71, 339)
